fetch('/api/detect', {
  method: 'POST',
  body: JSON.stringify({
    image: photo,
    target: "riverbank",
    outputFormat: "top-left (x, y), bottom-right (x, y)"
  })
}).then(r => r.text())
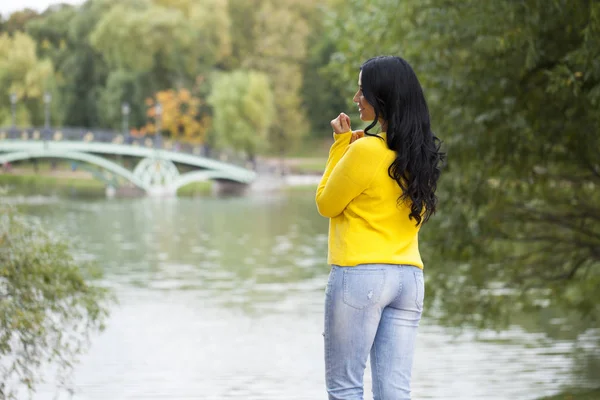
top-left (0, 171), bottom-right (108, 197)
top-left (0, 159), bottom-right (323, 198)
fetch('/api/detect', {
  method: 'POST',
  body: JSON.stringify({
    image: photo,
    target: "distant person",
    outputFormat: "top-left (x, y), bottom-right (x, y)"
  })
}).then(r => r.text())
top-left (316, 55), bottom-right (445, 400)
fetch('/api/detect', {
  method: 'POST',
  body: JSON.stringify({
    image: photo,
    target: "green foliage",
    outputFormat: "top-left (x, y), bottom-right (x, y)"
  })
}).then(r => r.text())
top-left (88, 0), bottom-right (201, 128)
top-left (235, 0), bottom-right (317, 154)
top-left (0, 171), bottom-right (106, 197)
top-left (208, 69), bottom-right (274, 158)
top-left (325, 0), bottom-right (600, 328)
top-left (89, 1), bottom-right (196, 74)
top-left (227, 0), bottom-right (261, 69)
top-left (0, 199), bottom-right (111, 398)
top-left (0, 8), bottom-right (40, 35)
top-left (22, 0), bottom-right (234, 130)
top-left (300, 5), bottom-right (348, 137)
top-left (26, 2), bottom-right (110, 127)
top-left (176, 180), bottom-right (213, 197)
top-left (0, 31), bottom-right (56, 126)
top-left (2, 0), bottom-right (333, 148)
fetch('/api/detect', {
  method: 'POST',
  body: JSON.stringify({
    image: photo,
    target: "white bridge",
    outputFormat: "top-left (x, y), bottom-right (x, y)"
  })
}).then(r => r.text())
top-left (0, 128), bottom-right (256, 197)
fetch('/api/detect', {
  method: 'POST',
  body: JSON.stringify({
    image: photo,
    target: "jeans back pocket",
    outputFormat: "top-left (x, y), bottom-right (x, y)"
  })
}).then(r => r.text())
top-left (342, 269), bottom-right (386, 310)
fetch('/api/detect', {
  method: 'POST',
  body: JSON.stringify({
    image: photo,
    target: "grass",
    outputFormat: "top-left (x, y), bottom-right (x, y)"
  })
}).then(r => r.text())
top-left (0, 173), bottom-right (215, 198)
top-left (176, 181), bottom-right (213, 197)
top-left (8, 159), bottom-right (71, 170)
top-left (0, 173), bottom-right (105, 197)
top-left (536, 388), bottom-right (600, 400)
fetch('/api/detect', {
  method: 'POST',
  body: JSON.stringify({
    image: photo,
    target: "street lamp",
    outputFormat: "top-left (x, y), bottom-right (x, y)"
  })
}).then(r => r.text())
top-left (9, 93), bottom-right (17, 131)
top-left (44, 92), bottom-right (52, 132)
top-left (155, 102), bottom-right (162, 148)
top-left (121, 102), bottom-right (130, 136)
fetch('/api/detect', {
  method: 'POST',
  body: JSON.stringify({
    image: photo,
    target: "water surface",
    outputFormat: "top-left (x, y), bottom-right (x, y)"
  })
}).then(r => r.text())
top-left (21, 193), bottom-right (592, 400)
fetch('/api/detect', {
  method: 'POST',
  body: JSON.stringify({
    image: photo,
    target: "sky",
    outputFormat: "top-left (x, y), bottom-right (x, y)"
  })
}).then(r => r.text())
top-left (0, 0), bottom-right (84, 17)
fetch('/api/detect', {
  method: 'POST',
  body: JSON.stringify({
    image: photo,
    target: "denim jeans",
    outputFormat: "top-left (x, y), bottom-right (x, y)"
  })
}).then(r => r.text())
top-left (324, 264), bottom-right (424, 400)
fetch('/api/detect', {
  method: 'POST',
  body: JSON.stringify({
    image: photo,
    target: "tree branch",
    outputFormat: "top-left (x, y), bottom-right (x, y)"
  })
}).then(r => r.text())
top-left (507, 205), bottom-right (600, 243)
top-left (519, 60), bottom-right (560, 87)
top-left (511, 257), bottom-right (589, 285)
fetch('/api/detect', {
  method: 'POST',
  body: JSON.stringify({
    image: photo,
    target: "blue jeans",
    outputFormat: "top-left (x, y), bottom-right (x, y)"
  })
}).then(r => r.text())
top-left (324, 264), bottom-right (424, 400)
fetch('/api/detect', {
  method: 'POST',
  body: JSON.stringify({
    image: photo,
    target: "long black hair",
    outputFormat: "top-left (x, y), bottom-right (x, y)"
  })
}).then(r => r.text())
top-left (360, 56), bottom-right (445, 225)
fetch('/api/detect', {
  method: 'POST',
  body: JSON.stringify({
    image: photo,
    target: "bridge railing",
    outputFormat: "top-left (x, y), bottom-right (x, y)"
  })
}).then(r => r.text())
top-left (0, 126), bottom-right (252, 168)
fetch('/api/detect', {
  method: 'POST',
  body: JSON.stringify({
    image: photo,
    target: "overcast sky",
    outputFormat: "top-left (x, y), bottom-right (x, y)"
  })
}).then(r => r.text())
top-left (1, 0), bottom-right (84, 17)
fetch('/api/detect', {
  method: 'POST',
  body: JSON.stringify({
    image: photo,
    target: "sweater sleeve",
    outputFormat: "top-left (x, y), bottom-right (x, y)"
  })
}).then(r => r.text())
top-left (316, 133), bottom-right (384, 218)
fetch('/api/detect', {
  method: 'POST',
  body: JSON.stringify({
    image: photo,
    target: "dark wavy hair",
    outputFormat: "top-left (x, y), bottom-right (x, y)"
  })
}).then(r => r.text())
top-left (360, 56), bottom-right (445, 225)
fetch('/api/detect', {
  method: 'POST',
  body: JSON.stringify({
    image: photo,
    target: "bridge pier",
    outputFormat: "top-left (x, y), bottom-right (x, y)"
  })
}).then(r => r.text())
top-left (106, 185), bottom-right (116, 198)
top-left (146, 185), bottom-right (178, 198)
top-left (110, 185), bottom-right (145, 198)
top-left (211, 180), bottom-right (249, 196)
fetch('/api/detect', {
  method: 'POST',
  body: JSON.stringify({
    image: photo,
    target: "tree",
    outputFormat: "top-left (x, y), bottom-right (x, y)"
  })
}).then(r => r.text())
top-left (227, 0), bottom-right (344, 145)
top-left (143, 87), bottom-right (211, 144)
top-left (226, 0), bottom-right (261, 70)
top-left (26, 2), bottom-right (111, 128)
top-left (4, 0), bottom-right (329, 146)
top-left (208, 69), bottom-right (275, 162)
top-left (4, 0), bottom-right (342, 151)
top-left (0, 32), bottom-right (56, 126)
top-left (0, 8), bottom-right (40, 35)
top-left (0, 200), bottom-right (110, 399)
top-left (155, 0), bottom-right (232, 68)
top-left (300, 5), bottom-right (350, 138)
top-left (234, 0), bottom-right (315, 155)
top-left (324, 0), bottom-right (600, 328)
top-left (87, 0), bottom-right (233, 129)
top-left (89, 1), bottom-right (196, 75)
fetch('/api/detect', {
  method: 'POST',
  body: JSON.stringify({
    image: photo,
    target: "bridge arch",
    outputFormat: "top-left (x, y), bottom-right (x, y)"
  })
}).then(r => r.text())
top-left (170, 170), bottom-right (246, 192)
top-left (0, 150), bottom-right (147, 190)
top-left (0, 139), bottom-right (257, 196)
top-left (0, 140), bottom-right (256, 184)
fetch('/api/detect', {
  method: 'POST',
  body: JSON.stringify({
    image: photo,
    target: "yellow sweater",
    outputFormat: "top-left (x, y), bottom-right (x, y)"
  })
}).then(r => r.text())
top-left (316, 131), bottom-right (423, 269)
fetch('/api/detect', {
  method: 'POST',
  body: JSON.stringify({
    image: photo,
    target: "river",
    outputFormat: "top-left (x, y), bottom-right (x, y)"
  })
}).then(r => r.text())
top-left (14, 192), bottom-right (595, 400)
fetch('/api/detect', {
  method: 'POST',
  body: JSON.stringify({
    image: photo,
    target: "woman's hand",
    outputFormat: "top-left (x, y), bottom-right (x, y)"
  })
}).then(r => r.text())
top-left (330, 113), bottom-right (351, 134)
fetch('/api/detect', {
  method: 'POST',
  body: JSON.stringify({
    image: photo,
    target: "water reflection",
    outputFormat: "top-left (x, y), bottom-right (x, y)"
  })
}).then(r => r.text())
top-left (19, 193), bottom-right (596, 400)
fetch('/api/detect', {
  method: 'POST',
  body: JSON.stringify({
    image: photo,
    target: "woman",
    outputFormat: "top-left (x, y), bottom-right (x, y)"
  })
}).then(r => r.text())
top-left (315, 55), bottom-right (444, 400)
